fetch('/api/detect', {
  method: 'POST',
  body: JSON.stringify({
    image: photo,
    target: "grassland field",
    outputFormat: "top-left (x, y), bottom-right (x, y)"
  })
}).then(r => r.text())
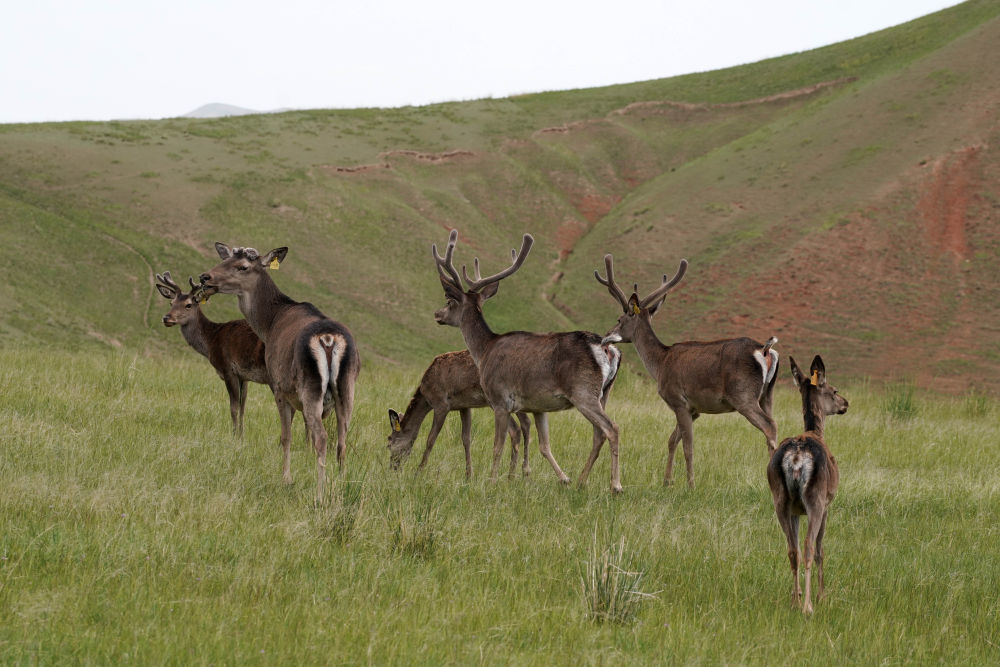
top-left (1, 346), bottom-right (997, 664)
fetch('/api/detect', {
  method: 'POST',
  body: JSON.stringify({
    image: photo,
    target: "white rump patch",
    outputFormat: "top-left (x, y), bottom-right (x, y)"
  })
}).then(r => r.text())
top-left (753, 348), bottom-right (779, 388)
top-left (310, 334), bottom-right (346, 399)
top-left (591, 343), bottom-right (621, 391)
top-left (601, 333), bottom-right (622, 345)
top-left (781, 448), bottom-right (814, 494)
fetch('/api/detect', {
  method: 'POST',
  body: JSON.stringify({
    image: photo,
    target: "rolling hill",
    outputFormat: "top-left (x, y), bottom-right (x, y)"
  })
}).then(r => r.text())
top-left (1, 0), bottom-right (998, 392)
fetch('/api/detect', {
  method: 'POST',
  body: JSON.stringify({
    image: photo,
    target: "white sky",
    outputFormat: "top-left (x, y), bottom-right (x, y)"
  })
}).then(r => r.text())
top-left (1, 0), bottom-right (962, 124)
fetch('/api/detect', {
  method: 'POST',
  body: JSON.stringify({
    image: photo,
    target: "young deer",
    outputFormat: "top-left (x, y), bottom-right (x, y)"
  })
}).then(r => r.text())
top-left (432, 230), bottom-right (623, 492)
top-left (767, 355), bottom-right (848, 614)
top-left (595, 255), bottom-right (779, 487)
top-left (387, 349), bottom-right (531, 479)
top-left (199, 244), bottom-right (361, 503)
top-left (155, 271), bottom-right (269, 437)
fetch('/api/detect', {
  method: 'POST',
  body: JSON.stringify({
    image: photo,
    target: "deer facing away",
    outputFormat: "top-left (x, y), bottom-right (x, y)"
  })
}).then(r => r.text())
top-left (595, 255), bottom-right (779, 487)
top-left (155, 271), bottom-right (269, 437)
top-left (767, 355), bottom-right (848, 614)
top-left (387, 349), bottom-right (531, 478)
top-left (199, 244), bottom-right (361, 503)
top-left (433, 230), bottom-right (623, 493)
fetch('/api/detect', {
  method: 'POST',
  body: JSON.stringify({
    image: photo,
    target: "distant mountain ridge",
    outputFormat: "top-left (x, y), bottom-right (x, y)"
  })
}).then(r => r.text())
top-left (181, 103), bottom-right (264, 118)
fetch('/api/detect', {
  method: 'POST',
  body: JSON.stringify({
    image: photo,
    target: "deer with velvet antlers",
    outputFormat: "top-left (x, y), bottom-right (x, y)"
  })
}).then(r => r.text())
top-left (432, 230), bottom-right (623, 492)
top-left (387, 349), bottom-right (531, 478)
top-left (768, 355), bottom-right (848, 615)
top-left (199, 244), bottom-right (360, 503)
top-left (155, 271), bottom-right (269, 438)
top-left (595, 255), bottom-right (779, 488)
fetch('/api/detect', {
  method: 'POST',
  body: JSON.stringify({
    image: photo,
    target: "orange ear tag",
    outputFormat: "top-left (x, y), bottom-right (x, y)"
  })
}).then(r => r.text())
top-left (810, 370), bottom-right (819, 386)
top-left (269, 258), bottom-right (280, 270)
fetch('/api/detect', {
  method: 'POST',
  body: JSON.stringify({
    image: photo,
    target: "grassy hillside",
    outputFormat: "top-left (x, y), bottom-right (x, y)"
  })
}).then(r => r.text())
top-left (1, 0), bottom-right (999, 391)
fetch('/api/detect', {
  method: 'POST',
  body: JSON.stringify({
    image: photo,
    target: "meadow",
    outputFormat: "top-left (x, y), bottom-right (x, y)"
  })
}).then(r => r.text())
top-left (1, 347), bottom-right (997, 664)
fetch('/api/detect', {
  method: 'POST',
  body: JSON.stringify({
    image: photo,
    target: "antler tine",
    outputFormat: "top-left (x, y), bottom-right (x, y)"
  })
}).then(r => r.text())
top-left (431, 229), bottom-right (463, 289)
top-left (156, 271), bottom-right (180, 293)
top-left (594, 254), bottom-right (629, 311)
top-left (638, 259), bottom-right (688, 309)
top-left (461, 233), bottom-right (534, 293)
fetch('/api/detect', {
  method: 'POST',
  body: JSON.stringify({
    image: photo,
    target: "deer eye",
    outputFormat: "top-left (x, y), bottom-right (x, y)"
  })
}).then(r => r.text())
top-left (237, 264), bottom-right (248, 272)
top-left (185, 303), bottom-right (193, 309)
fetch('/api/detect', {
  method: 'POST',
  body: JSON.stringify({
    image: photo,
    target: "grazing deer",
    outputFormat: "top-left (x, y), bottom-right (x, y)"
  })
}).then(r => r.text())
top-left (595, 255), bottom-right (779, 487)
top-left (155, 271), bottom-right (269, 438)
top-left (432, 230), bottom-right (623, 493)
top-left (199, 244), bottom-right (361, 503)
top-left (387, 349), bottom-right (531, 478)
top-left (767, 355), bottom-right (848, 614)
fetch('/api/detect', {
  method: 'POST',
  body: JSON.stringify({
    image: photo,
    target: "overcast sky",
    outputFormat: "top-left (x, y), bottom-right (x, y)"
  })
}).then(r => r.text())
top-left (1, 0), bottom-right (962, 124)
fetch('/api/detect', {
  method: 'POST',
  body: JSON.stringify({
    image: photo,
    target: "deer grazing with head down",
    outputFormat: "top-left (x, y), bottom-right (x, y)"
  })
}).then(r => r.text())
top-left (155, 271), bottom-right (269, 437)
top-left (432, 230), bottom-right (624, 492)
top-left (199, 244), bottom-right (361, 503)
top-left (387, 349), bottom-right (531, 478)
top-left (768, 355), bottom-right (848, 615)
top-left (595, 255), bottom-right (779, 488)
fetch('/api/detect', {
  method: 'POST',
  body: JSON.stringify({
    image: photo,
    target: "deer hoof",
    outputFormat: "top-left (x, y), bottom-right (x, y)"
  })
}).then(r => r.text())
top-left (611, 484), bottom-right (623, 495)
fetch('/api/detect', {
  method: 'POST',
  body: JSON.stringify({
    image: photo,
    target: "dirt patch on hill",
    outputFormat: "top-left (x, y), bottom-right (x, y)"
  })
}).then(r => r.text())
top-left (323, 150), bottom-right (476, 174)
top-left (917, 143), bottom-right (984, 260)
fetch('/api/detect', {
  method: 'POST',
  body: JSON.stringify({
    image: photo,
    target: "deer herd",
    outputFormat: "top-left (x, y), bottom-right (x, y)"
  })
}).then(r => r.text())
top-left (156, 230), bottom-right (850, 615)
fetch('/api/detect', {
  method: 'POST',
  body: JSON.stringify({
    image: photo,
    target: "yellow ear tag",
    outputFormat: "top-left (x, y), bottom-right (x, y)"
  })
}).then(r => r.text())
top-left (631, 303), bottom-right (641, 315)
top-left (269, 257), bottom-right (280, 270)
top-left (199, 296), bottom-right (209, 305)
top-left (810, 370), bottom-right (819, 386)
top-left (393, 421), bottom-right (401, 433)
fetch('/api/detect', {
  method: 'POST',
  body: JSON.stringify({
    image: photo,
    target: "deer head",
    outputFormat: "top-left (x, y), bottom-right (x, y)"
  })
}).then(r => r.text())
top-left (595, 255), bottom-right (688, 344)
top-left (386, 409), bottom-right (411, 469)
top-left (431, 229), bottom-right (533, 328)
top-left (155, 272), bottom-right (215, 327)
top-left (199, 242), bottom-right (288, 296)
top-left (789, 355), bottom-right (849, 417)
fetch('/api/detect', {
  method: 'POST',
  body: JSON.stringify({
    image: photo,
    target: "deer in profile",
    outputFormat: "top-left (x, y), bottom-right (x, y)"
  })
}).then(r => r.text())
top-left (595, 255), bottom-right (779, 488)
top-left (432, 230), bottom-right (623, 493)
top-left (199, 244), bottom-right (361, 503)
top-left (387, 349), bottom-right (531, 479)
top-left (155, 271), bottom-right (269, 438)
top-left (768, 355), bottom-right (848, 615)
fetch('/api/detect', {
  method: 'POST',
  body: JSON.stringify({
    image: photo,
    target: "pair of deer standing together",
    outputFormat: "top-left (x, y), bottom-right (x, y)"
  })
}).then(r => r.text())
top-left (156, 230), bottom-right (847, 614)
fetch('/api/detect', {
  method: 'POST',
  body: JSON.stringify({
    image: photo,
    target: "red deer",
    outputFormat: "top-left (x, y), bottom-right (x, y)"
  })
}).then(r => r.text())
top-left (595, 255), bottom-right (778, 487)
top-left (155, 271), bottom-right (268, 437)
top-left (767, 355), bottom-right (848, 614)
top-left (387, 350), bottom-right (531, 478)
top-left (432, 230), bottom-right (623, 493)
top-left (199, 244), bottom-right (361, 503)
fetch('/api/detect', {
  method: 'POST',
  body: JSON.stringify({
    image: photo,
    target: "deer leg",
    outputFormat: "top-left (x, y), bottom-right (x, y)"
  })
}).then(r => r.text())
top-left (488, 408), bottom-right (512, 481)
top-left (533, 412), bottom-right (570, 484)
top-left (275, 397), bottom-right (295, 485)
top-left (237, 379), bottom-right (249, 439)
top-left (802, 508), bottom-right (825, 614)
top-left (670, 408), bottom-right (697, 489)
top-left (574, 400), bottom-right (621, 494)
top-left (302, 398), bottom-right (329, 505)
top-left (516, 412), bottom-right (531, 477)
top-left (816, 510), bottom-right (829, 601)
top-left (225, 375), bottom-right (242, 438)
top-left (333, 379), bottom-right (355, 470)
top-left (664, 425), bottom-right (681, 485)
top-left (505, 414), bottom-right (521, 480)
top-left (735, 401), bottom-right (777, 455)
top-left (419, 408), bottom-right (449, 471)
top-left (787, 514), bottom-right (802, 608)
top-left (460, 408), bottom-right (474, 479)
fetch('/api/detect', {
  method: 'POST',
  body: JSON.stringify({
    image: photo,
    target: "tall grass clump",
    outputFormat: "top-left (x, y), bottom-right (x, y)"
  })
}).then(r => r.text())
top-left (579, 528), bottom-right (655, 625)
top-left (882, 380), bottom-right (918, 420)
top-left (318, 475), bottom-right (367, 544)
top-left (96, 352), bottom-right (137, 396)
top-left (961, 390), bottom-right (992, 418)
top-left (391, 490), bottom-right (441, 559)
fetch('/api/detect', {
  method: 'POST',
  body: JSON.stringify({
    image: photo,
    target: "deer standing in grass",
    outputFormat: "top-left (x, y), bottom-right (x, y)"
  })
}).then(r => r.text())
top-left (387, 349), bottom-right (531, 478)
top-left (199, 244), bottom-right (361, 503)
top-left (768, 355), bottom-right (848, 614)
top-left (155, 271), bottom-right (269, 437)
top-left (432, 230), bottom-right (623, 492)
top-left (595, 255), bottom-right (779, 488)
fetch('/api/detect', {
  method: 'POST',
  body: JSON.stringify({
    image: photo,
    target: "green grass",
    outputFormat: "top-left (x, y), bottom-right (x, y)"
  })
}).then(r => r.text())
top-left (2, 347), bottom-right (998, 663)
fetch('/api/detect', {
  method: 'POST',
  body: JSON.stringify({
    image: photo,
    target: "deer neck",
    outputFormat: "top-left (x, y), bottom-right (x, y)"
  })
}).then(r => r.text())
top-left (458, 302), bottom-right (496, 367)
top-left (398, 392), bottom-right (432, 443)
top-left (238, 273), bottom-right (289, 344)
top-left (802, 388), bottom-right (826, 439)
top-left (179, 309), bottom-right (214, 359)
top-left (631, 317), bottom-right (670, 383)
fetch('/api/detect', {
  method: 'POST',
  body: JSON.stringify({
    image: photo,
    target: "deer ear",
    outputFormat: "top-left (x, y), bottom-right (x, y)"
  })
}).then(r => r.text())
top-left (628, 294), bottom-right (641, 316)
top-left (215, 242), bottom-right (232, 260)
top-left (262, 247), bottom-right (288, 269)
top-left (810, 355), bottom-right (826, 386)
top-left (388, 409), bottom-right (402, 432)
top-left (438, 271), bottom-right (464, 301)
top-left (789, 356), bottom-right (804, 387)
top-left (480, 281), bottom-right (499, 300)
top-left (155, 283), bottom-right (175, 300)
